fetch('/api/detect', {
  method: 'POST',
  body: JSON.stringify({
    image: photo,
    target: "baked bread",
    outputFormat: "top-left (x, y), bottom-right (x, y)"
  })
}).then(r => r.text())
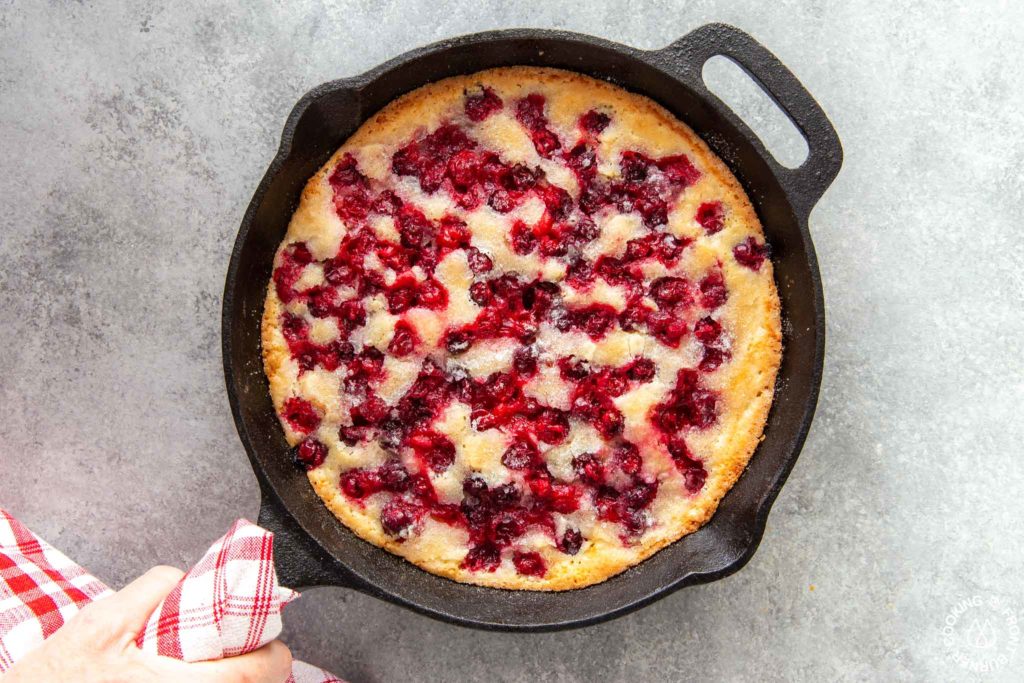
top-left (261, 67), bottom-right (781, 590)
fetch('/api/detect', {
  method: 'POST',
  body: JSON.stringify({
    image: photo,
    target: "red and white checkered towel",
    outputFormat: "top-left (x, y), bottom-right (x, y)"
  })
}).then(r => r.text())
top-left (0, 508), bottom-right (341, 682)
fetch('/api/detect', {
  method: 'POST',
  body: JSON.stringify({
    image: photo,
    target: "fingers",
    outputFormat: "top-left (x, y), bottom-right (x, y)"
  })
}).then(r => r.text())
top-left (185, 640), bottom-right (294, 683)
top-left (100, 565), bottom-right (186, 638)
top-left (61, 566), bottom-right (183, 650)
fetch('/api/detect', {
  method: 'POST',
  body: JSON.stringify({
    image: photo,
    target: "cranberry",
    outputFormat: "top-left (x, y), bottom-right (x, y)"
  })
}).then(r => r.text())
top-left (392, 142), bottom-right (423, 178)
top-left (622, 480), bottom-right (657, 510)
top-left (574, 304), bottom-right (617, 339)
top-left (572, 452), bottom-right (605, 486)
top-left (627, 357), bottom-right (656, 382)
top-left (579, 109), bottom-right (611, 135)
top-left (444, 150), bottom-right (478, 192)
top-left (489, 511), bottom-right (525, 545)
top-left (466, 247), bottom-right (493, 274)
top-left (656, 234), bottom-right (689, 263)
top-left (334, 186), bottom-right (372, 223)
top-left (464, 86), bottom-right (503, 121)
top-left (424, 123), bottom-right (475, 158)
top-left (634, 190), bottom-right (668, 228)
top-left (436, 215), bottom-right (471, 249)
top-left (515, 94), bottom-right (546, 129)
top-left (272, 242), bottom-right (313, 304)
top-left (387, 277), bottom-right (418, 314)
top-left (618, 303), bottom-right (650, 333)
top-left (417, 278), bottom-right (448, 309)
top-left (534, 129), bottom-right (562, 158)
top-left (657, 154), bottom-right (701, 188)
top-left (372, 190), bottom-right (403, 216)
top-left (321, 259), bottom-right (353, 288)
top-left (305, 286), bottom-right (337, 319)
top-left (507, 163), bottom-right (541, 190)
top-left (462, 543), bottom-right (501, 572)
top-left (693, 316), bottom-right (721, 344)
top-left (651, 369), bottom-right (719, 432)
top-left (408, 430), bottom-right (456, 473)
top-left (280, 313), bottom-right (308, 344)
top-left (646, 309), bottom-right (688, 347)
top-left (294, 438), bottom-right (327, 470)
top-left (543, 186), bottom-right (573, 219)
top-left (359, 270), bottom-right (387, 297)
top-left (538, 234), bottom-right (567, 258)
top-left (512, 550), bottom-right (546, 577)
top-left (380, 501), bottom-right (416, 536)
top-left (290, 342), bottom-right (319, 372)
top-left (667, 436), bottom-right (707, 493)
top-left (624, 237), bottom-right (654, 262)
top-left (565, 259), bottom-right (596, 290)
top-left (559, 356), bottom-right (590, 381)
top-left (337, 423), bottom-right (369, 446)
top-left (340, 468), bottom-right (382, 499)
top-left (565, 142), bottom-right (597, 181)
top-left (326, 340), bottom-right (354, 369)
top-left (558, 528), bottom-right (584, 555)
top-left (515, 94), bottom-right (561, 158)
top-left (614, 443), bottom-right (642, 475)
top-left (444, 328), bottom-right (473, 354)
top-left (696, 201), bottom-right (725, 234)
top-left (512, 347), bottom-right (537, 374)
top-left (733, 236), bottom-right (769, 270)
top-left (535, 408), bottom-right (570, 444)
top-left (352, 346), bottom-right (384, 376)
top-left (328, 153), bottom-right (366, 188)
top-left (282, 397), bottom-right (320, 434)
top-left (620, 151), bottom-right (651, 182)
top-left (379, 460), bottom-right (411, 492)
top-left (502, 438), bottom-right (537, 470)
top-left (649, 277), bottom-right (693, 309)
top-left (549, 483), bottom-right (581, 514)
top-left (388, 320), bottom-right (419, 357)
top-left (353, 395), bottom-right (389, 427)
top-left (577, 182), bottom-right (607, 215)
top-left (570, 215), bottom-right (600, 247)
top-left (570, 391), bottom-right (601, 422)
top-left (595, 256), bottom-right (631, 285)
top-left (468, 280), bottom-right (491, 306)
top-left (699, 270), bottom-right (728, 309)
top-left (511, 220), bottom-right (536, 255)
top-left (488, 189), bottom-right (517, 213)
top-left (699, 346), bottom-right (729, 372)
top-left (463, 475), bottom-right (488, 499)
top-left (396, 205), bottom-right (434, 249)
top-left (596, 408), bottom-right (624, 439)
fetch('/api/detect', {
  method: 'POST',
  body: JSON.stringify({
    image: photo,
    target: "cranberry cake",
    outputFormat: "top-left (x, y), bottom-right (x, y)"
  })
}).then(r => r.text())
top-left (262, 67), bottom-right (781, 590)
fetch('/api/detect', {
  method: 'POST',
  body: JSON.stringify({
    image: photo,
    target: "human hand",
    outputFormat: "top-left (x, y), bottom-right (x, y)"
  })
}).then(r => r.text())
top-left (2, 565), bottom-right (292, 682)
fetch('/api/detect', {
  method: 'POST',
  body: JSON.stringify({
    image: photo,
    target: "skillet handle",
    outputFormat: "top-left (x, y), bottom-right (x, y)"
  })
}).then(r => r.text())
top-left (657, 23), bottom-right (843, 219)
top-left (258, 489), bottom-right (365, 591)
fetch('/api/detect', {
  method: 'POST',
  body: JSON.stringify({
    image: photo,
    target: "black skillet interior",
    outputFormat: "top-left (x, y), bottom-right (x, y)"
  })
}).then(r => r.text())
top-left (223, 24), bottom-right (842, 631)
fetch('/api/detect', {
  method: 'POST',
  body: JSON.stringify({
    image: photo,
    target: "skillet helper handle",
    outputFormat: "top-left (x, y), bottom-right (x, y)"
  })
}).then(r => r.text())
top-left (662, 23), bottom-right (843, 219)
top-left (258, 489), bottom-right (363, 590)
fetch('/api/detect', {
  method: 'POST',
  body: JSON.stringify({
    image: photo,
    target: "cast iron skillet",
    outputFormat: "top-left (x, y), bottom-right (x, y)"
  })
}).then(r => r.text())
top-left (223, 23), bottom-right (842, 631)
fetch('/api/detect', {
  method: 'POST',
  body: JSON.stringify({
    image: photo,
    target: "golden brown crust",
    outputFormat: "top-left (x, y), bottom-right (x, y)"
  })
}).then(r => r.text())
top-left (261, 66), bottom-right (782, 590)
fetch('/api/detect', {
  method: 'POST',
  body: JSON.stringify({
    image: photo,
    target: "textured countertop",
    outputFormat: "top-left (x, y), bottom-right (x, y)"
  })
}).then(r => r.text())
top-left (2, 2), bottom-right (1022, 681)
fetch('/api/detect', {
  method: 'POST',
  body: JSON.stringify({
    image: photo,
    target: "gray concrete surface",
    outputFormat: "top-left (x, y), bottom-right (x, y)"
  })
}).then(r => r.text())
top-left (2, 1), bottom-right (1022, 681)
